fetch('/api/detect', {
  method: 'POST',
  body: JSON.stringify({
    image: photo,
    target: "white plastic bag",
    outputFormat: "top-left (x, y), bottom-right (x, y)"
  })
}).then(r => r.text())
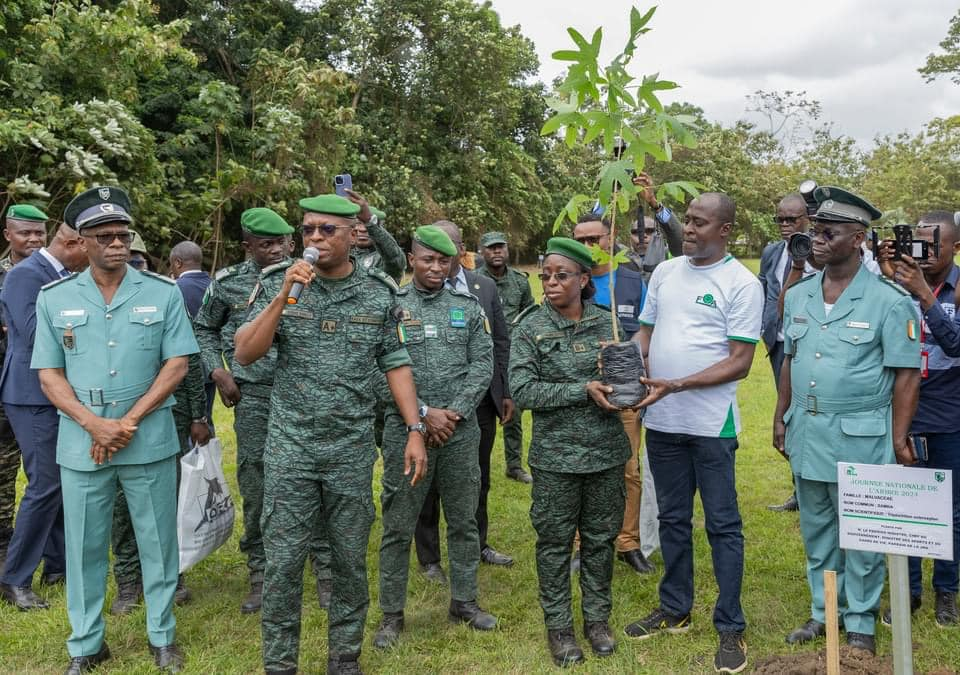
top-left (177, 438), bottom-right (235, 573)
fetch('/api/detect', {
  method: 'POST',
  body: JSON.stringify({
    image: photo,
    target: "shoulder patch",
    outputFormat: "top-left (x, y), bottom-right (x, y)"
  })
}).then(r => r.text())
top-left (879, 276), bottom-right (910, 297)
top-left (260, 260), bottom-right (293, 278)
top-left (141, 270), bottom-right (176, 285)
top-left (215, 263), bottom-right (240, 281)
top-left (367, 266), bottom-right (400, 293)
top-left (40, 274), bottom-right (76, 291)
top-left (513, 303), bottom-right (541, 326)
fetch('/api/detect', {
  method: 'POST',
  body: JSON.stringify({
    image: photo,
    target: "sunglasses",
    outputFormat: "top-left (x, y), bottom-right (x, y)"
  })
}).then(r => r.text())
top-left (775, 216), bottom-right (804, 225)
top-left (631, 228), bottom-right (656, 235)
top-left (573, 235), bottom-right (603, 246)
top-left (302, 223), bottom-right (354, 237)
top-left (84, 231), bottom-right (133, 247)
top-left (128, 259), bottom-right (147, 269)
top-left (538, 271), bottom-right (578, 283)
top-left (810, 226), bottom-right (855, 242)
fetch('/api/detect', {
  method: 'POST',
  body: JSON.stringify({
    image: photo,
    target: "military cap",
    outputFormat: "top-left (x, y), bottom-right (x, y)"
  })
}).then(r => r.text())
top-left (298, 194), bottom-right (360, 217)
top-left (241, 207), bottom-right (294, 237)
top-left (412, 225), bottom-right (457, 257)
top-left (545, 236), bottom-right (594, 269)
top-left (6, 204), bottom-right (48, 222)
top-left (812, 186), bottom-right (882, 228)
top-left (370, 206), bottom-right (387, 221)
top-left (64, 186), bottom-right (133, 230)
top-left (129, 230), bottom-right (147, 254)
top-left (480, 231), bottom-right (508, 248)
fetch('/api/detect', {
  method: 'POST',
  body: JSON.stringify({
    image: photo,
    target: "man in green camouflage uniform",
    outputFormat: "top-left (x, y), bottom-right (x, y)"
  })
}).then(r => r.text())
top-left (0, 205), bottom-right (47, 566)
top-left (192, 207), bottom-right (323, 614)
top-left (477, 231), bottom-right (535, 483)
top-left (234, 194), bottom-right (426, 675)
top-left (345, 190), bottom-right (405, 282)
top-left (373, 226), bottom-right (497, 649)
top-left (510, 237), bottom-right (630, 666)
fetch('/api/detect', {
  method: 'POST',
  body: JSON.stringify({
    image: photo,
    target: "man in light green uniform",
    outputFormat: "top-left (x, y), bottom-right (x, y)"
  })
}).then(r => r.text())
top-left (774, 187), bottom-right (921, 656)
top-left (32, 186), bottom-right (198, 673)
top-left (373, 226), bottom-right (496, 649)
top-left (477, 231), bottom-right (535, 483)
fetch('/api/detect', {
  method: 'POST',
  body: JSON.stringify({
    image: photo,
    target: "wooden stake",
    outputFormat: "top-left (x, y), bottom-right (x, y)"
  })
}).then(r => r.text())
top-left (824, 570), bottom-right (840, 675)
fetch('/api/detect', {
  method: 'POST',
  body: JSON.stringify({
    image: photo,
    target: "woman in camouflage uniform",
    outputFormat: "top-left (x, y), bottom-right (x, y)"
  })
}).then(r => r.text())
top-left (510, 237), bottom-right (631, 667)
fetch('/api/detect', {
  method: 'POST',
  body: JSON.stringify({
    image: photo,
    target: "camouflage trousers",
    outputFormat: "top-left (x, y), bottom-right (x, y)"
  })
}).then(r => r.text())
top-left (261, 455), bottom-right (375, 670)
top-left (530, 464), bottom-right (625, 629)
top-left (0, 405), bottom-right (20, 545)
top-left (379, 422), bottom-right (481, 613)
top-left (502, 409), bottom-right (524, 471)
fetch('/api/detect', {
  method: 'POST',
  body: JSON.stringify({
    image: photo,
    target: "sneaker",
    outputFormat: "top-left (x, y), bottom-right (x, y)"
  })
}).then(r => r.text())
top-left (715, 631), bottom-right (746, 673)
top-left (623, 607), bottom-right (691, 639)
top-left (880, 595), bottom-right (921, 626)
top-left (935, 591), bottom-right (959, 626)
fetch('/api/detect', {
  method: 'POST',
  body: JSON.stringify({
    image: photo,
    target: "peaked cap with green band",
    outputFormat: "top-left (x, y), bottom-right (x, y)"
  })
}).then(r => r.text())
top-left (545, 236), bottom-right (593, 269)
top-left (64, 186), bottom-right (133, 230)
top-left (298, 194), bottom-right (360, 217)
top-left (412, 225), bottom-right (457, 257)
top-left (6, 204), bottom-right (48, 222)
top-left (241, 207), bottom-right (295, 237)
top-left (128, 229), bottom-right (147, 254)
top-left (480, 231), bottom-right (508, 247)
top-left (812, 186), bottom-right (882, 228)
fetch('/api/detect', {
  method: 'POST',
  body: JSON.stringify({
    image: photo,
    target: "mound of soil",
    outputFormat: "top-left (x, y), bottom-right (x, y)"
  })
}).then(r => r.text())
top-left (752, 645), bottom-right (957, 675)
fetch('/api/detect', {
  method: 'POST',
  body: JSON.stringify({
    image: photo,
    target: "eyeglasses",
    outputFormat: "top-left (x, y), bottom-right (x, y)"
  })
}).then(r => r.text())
top-left (84, 231), bottom-right (133, 247)
top-left (775, 216), bottom-right (804, 225)
top-left (538, 271), bottom-right (578, 283)
top-left (302, 223), bottom-right (354, 237)
top-left (573, 235), bottom-right (602, 246)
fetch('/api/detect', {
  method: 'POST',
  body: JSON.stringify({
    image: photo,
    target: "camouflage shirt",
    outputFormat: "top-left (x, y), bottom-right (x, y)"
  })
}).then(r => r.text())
top-left (477, 265), bottom-right (535, 329)
top-left (244, 258), bottom-right (412, 467)
top-left (384, 284), bottom-right (493, 426)
top-left (509, 301), bottom-right (630, 473)
top-left (353, 220), bottom-right (406, 282)
top-left (193, 259), bottom-right (280, 388)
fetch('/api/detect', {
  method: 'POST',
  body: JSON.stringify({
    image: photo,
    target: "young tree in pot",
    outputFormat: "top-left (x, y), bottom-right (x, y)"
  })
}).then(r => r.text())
top-left (541, 6), bottom-right (700, 409)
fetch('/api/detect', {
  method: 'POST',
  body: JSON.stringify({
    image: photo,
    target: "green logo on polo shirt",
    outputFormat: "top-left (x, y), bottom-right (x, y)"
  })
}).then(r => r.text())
top-left (695, 293), bottom-right (718, 309)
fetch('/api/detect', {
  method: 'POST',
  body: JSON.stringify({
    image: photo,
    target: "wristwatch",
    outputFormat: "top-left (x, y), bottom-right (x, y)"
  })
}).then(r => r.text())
top-left (418, 404), bottom-right (429, 419)
top-left (407, 422), bottom-right (427, 435)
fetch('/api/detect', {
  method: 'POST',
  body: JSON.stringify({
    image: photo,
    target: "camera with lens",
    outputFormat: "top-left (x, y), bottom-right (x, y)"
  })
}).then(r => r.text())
top-left (784, 179), bottom-right (819, 260)
top-left (870, 224), bottom-right (941, 262)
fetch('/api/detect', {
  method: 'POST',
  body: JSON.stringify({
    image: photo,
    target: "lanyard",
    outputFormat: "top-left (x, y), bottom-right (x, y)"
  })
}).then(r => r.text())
top-left (919, 282), bottom-right (945, 378)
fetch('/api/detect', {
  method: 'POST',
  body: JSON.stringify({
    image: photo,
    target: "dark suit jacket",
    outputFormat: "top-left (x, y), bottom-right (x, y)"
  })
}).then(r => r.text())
top-left (463, 270), bottom-right (509, 418)
top-left (176, 271), bottom-right (211, 318)
top-left (0, 251), bottom-right (61, 405)
top-left (758, 239), bottom-right (787, 350)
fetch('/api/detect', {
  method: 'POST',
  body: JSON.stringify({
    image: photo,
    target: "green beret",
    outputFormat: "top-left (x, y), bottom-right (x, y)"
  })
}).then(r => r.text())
top-left (480, 231), bottom-right (508, 248)
top-left (241, 208), bottom-right (295, 237)
top-left (412, 225), bottom-right (457, 257)
top-left (298, 194), bottom-right (360, 217)
top-left (370, 206), bottom-right (387, 221)
top-left (64, 186), bottom-right (133, 230)
top-left (6, 204), bottom-right (48, 222)
top-left (812, 186), bottom-right (881, 228)
top-left (128, 230), bottom-right (147, 254)
top-left (545, 236), bottom-right (594, 269)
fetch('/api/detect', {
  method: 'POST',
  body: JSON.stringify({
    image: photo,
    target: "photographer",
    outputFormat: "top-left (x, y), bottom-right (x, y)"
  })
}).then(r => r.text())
top-left (878, 210), bottom-right (960, 626)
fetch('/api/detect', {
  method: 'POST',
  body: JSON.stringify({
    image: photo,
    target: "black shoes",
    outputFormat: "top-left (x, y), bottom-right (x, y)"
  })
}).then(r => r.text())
top-left (317, 577), bottom-right (332, 609)
top-left (241, 576), bottom-right (263, 614)
top-left (547, 628), bottom-right (585, 667)
top-left (624, 607), bottom-right (691, 639)
top-left (327, 653), bottom-right (362, 675)
top-left (0, 583), bottom-right (49, 610)
top-left (935, 591), bottom-right (959, 626)
top-left (419, 562), bottom-right (448, 586)
top-left (41, 571), bottom-right (66, 587)
top-left (617, 549), bottom-right (655, 574)
top-left (480, 546), bottom-right (513, 567)
top-left (715, 631), bottom-right (747, 673)
top-left (149, 643), bottom-right (184, 673)
top-left (505, 466), bottom-right (532, 484)
top-left (846, 631), bottom-right (876, 655)
top-left (372, 612), bottom-right (404, 649)
top-left (584, 621), bottom-right (615, 656)
top-left (767, 493), bottom-right (799, 512)
top-left (881, 595), bottom-right (921, 626)
top-left (109, 579), bottom-right (143, 615)
top-left (174, 574), bottom-right (190, 606)
top-left (64, 642), bottom-right (110, 674)
top-left (449, 599), bottom-right (497, 630)
top-left (785, 618), bottom-right (825, 644)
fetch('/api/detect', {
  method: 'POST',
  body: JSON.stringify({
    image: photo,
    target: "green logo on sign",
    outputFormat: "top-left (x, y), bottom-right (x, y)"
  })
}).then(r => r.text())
top-left (846, 466), bottom-right (857, 476)
top-left (936, 471), bottom-right (946, 483)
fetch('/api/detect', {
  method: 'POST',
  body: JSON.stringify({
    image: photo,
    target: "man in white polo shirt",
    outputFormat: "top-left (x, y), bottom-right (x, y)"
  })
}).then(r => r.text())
top-left (623, 192), bottom-right (762, 675)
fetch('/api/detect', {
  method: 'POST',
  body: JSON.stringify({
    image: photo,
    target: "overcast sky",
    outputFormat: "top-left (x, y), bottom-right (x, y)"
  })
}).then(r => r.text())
top-left (488, 0), bottom-right (960, 145)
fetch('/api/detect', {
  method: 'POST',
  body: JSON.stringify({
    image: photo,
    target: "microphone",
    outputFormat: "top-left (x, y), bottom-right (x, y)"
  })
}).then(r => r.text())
top-left (287, 247), bottom-right (319, 304)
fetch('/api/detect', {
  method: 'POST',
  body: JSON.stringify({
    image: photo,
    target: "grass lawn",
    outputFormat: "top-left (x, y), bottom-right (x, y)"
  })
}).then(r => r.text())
top-left (2, 257), bottom-right (959, 673)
